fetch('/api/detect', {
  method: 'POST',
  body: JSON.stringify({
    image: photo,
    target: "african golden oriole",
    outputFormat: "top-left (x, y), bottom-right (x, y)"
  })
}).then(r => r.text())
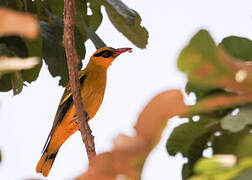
top-left (36, 46), bottom-right (132, 177)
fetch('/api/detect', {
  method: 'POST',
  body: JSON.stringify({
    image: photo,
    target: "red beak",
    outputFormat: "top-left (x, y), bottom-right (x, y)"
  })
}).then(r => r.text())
top-left (113, 48), bottom-right (132, 57)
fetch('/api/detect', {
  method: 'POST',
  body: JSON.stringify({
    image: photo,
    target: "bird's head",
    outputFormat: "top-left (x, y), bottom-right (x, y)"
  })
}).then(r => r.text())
top-left (89, 47), bottom-right (132, 68)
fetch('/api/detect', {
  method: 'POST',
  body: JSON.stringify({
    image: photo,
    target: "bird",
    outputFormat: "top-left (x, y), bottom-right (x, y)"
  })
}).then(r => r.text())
top-left (36, 46), bottom-right (132, 177)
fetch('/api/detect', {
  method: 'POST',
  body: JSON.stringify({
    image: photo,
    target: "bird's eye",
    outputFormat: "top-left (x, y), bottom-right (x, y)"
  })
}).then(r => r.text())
top-left (102, 51), bottom-right (110, 58)
top-left (94, 50), bottom-right (113, 58)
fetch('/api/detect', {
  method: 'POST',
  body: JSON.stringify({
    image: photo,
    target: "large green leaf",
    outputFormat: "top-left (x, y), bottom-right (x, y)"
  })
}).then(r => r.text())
top-left (178, 30), bottom-right (252, 98)
top-left (219, 36), bottom-right (252, 61)
top-left (178, 30), bottom-right (225, 97)
top-left (40, 20), bottom-right (85, 86)
top-left (166, 116), bottom-right (219, 179)
top-left (104, 0), bottom-right (148, 48)
top-left (166, 116), bottom-right (217, 157)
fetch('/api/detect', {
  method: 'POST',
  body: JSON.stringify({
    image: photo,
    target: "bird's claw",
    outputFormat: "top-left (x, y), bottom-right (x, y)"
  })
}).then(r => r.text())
top-left (84, 111), bottom-right (90, 121)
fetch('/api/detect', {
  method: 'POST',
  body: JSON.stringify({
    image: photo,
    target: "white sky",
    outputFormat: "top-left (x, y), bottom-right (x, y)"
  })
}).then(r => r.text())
top-left (0, 0), bottom-right (252, 179)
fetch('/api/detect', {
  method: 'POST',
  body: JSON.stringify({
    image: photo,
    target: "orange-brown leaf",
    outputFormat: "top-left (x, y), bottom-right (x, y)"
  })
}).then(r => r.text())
top-left (0, 8), bottom-right (38, 39)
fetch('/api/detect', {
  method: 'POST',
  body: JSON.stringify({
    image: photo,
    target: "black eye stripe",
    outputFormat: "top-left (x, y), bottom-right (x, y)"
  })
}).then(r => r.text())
top-left (94, 50), bottom-right (113, 58)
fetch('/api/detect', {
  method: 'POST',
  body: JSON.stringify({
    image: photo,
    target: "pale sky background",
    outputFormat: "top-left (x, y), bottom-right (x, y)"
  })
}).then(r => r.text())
top-left (0, 0), bottom-right (252, 179)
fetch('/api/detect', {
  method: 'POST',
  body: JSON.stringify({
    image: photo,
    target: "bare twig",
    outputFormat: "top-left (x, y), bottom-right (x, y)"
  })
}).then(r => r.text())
top-left (63, 0), bottom-right (96, 162)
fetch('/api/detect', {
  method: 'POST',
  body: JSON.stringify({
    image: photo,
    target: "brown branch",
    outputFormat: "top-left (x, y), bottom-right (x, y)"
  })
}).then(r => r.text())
top-left (63, 0), bottom-right (96, 162)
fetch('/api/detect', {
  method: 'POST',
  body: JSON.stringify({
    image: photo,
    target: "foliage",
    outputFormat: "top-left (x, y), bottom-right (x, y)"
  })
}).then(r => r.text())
top-left (166, 30), bottom-right (252, 179)
top-left (0, 0), bottom-right (148, 94)
top-left (189, 155), bottom-right (252, 180)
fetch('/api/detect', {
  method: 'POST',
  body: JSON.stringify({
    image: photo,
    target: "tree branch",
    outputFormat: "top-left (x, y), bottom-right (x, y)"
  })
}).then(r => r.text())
top-left (63, 0), bottom-right (96, 162)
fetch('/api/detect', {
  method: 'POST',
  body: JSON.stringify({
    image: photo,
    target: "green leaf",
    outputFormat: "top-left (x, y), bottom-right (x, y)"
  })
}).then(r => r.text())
top-left (0, 73), bottom-right (12, 92)
top-left (87, 0), bottom-right (102, 31)
top-left (221, 105), bottom-right (252, 133)
top-left (178, 30), bottom-right (224, 97)
top-left (74, 0), bottom-right (87, 39)
top-left (212, 128), bottom-right (250, 156)
top-left (40, 20), bottom-right (85, 86)
top-left (104, 0), bottom-right (148, 48)
top-left (189, 156), bottom-right (252, 180)
top-left (167, 116), bottom-right (219, 179)
top-left (219, 36), bottom-right (252, 61)
top-left (0, 36), bottom-right (27, 58)
top-left (182, 162), bottom-right (194, 180)
top-left (166, 116), bottom-right (217, 157)
top-left (178, 29), bottom-right (252, 99)
top-left (236, 134), bottom-right (252, 158)
top-left (22, 36), bottom-right (43, 83)
top-left (78, 0), bottom-right (106, 49)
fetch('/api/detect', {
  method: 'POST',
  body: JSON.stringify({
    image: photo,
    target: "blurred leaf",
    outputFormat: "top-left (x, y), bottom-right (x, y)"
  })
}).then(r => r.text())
top-left (0, 8), bottom-right (38, 38)
top-left (182, 162), bottom-right (194, 180)
top-left (0, 43), bottom-right (11, 56)
top-left (0, 0), bottom-right (18, 9)
top-left (77, 90), bottom-right (188, 180)
top-left (135, 90), bottom-right (188, 144)
top-left (0, 36), bottom-right (27, 57)
top-left (35, 0), bottom-right (48, 15)
top-left (219, 36), bottom-right (252, 61)
top-left (104, 0), bottom-right (148, 48)
top-left (40, 20), bottom-right (84, 86)
top-left (212, 128), bottom-right (249, 156)
top-left (178, 30), bottom-right (252, 98)
top-left (236, 134), bottom-right (252, 158)
top-left (178, 30), bottom-right (223, 97)
top-left (166, 116), bottom-right (218, 179)
top-left (189, 156), bottom-right (252, 180)
top-left (190, 93), bottom-right (252, 115)
top-left (194, 155), bottom-right (237, 175)
top-left (166, 116), bottom-right (216, 157)
top-left (221, 105), bottom-right (252, 133)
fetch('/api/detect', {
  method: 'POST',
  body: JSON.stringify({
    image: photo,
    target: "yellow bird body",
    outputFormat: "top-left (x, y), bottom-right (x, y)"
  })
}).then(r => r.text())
top-left (36, 47), bottom-right (131, 177)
